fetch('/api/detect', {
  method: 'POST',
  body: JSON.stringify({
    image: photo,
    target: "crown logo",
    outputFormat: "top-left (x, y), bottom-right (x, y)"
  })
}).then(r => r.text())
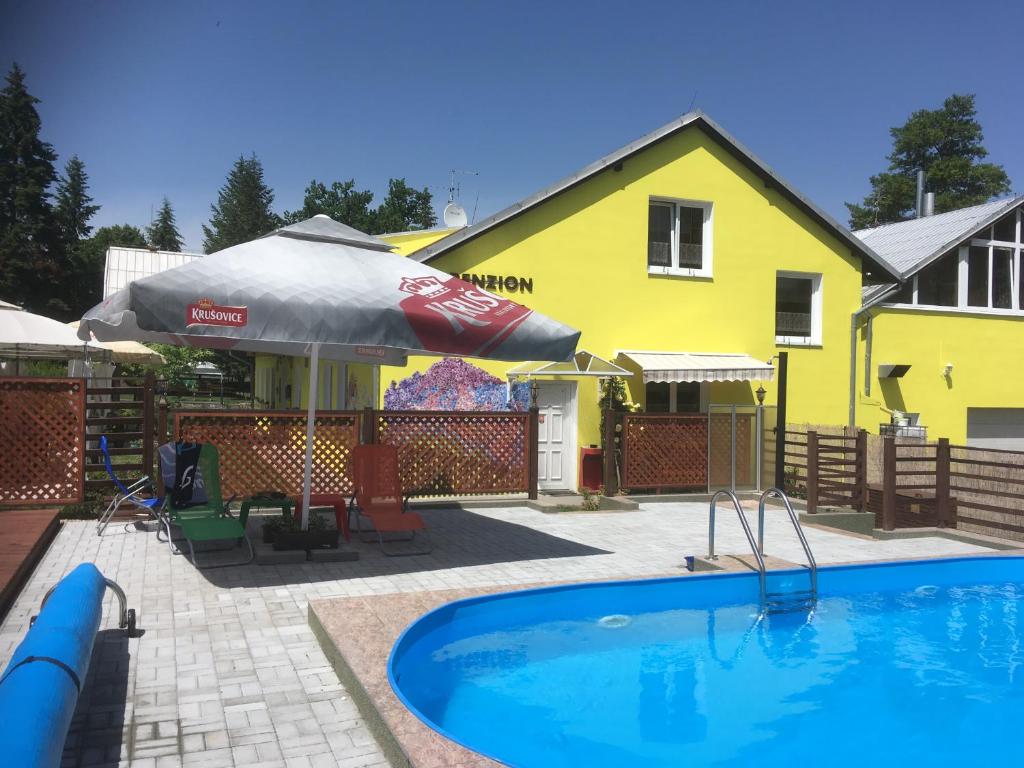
top-left (399, 276), bottom-right (449, 298)
top-left (196, 297), bottom-right (214, 310)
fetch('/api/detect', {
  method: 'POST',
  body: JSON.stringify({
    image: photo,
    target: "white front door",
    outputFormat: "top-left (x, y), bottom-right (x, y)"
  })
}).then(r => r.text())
top-left (536, 381), bottom-right (576, 491)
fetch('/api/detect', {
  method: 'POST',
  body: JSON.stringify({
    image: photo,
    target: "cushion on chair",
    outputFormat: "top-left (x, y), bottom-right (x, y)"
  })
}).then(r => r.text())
top-left (179, 516), bottom-right (246, 543)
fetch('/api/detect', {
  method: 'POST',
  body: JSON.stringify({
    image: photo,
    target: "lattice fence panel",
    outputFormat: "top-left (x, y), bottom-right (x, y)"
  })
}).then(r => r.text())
top-left (377, 411), bottom-right (529, 496)
top-left (175, 411), bottom-right (360, 499)
top-left (621, 415), bottom-right (708, 490)
top-left (709, 413), bottom-right (753, 488)
top-left (0, 378), bottom-right (85, 506)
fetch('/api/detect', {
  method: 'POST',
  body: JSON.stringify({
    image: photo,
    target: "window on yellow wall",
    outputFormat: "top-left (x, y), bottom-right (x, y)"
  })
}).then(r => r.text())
top-left (647, 199), bottom-right (713, 277)
top-left (775, 272), bottom-right (822, 346)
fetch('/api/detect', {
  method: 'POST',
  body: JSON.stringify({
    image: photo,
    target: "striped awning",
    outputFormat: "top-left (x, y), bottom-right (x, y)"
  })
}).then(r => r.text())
top-left (618, 351), bottom-right (774, 384)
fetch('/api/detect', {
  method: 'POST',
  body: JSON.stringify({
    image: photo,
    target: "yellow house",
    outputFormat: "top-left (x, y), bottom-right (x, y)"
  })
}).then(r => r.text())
top-left (853, 196), bottom-right (1024, 446)
top-left (369, 111), bottom-right (899, 490)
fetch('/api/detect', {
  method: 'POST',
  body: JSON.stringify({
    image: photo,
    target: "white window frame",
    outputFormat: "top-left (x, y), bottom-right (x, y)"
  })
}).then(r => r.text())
top-left (646, 198), bottom-right (714, 279)
top-left (775, 270), bottom-right (823, 346)
top-left (892, 208), bottom-right (1024, 316)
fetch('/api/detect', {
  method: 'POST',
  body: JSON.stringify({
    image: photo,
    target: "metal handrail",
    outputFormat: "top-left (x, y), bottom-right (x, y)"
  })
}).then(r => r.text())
top-left (708, 490), bottom-right (766, 605)
top-left (758, 487), bottom-right (818, 596)
top-left (40, 577), bottom-right (136, 634)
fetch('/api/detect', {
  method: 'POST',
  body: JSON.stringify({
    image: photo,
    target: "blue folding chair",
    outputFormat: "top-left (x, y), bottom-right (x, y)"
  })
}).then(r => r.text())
top-left (95, 435), bottom-right (163, 536)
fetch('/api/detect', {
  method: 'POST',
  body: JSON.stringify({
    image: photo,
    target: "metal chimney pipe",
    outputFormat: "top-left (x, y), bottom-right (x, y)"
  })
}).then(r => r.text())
top-left (916, 170), bottom-right (925, 217)
top-left (923, 192), bottom-right (935, 217)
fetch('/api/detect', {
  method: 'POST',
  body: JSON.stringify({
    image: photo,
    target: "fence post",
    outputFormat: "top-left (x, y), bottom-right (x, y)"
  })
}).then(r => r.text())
top-left (806, 430), bottom-right (819, 514)
top-left (936, 437), bottom-right (951, 528)
top-left (361, 407), bottom-right (376, 445)
top-left (143, 372), bottom-right (155, 480)
top-left (603, 410), bottom-right (619, 496)
top-left (856, 429), bottom-right (868, 512)
top-left (527, 406), bottom-right (540, 500)
top-left (882, 436), bottom-right (897, 531)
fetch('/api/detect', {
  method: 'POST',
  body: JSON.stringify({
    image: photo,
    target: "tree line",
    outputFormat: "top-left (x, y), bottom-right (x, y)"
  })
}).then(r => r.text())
top-left (0, 63), bottom-right (436, 319)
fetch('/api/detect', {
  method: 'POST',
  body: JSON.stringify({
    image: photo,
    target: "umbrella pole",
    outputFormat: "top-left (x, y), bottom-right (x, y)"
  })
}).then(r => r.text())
top-left (300, 343), bottom-right (320, 530)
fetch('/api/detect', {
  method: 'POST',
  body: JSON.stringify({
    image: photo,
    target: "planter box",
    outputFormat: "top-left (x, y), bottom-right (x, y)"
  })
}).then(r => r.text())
top-left (272, 529), bottom-right (340, 551)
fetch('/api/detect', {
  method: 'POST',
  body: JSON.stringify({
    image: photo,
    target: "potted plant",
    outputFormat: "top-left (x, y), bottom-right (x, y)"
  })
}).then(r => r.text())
top-left (271, 509), bottom-right (340, 551)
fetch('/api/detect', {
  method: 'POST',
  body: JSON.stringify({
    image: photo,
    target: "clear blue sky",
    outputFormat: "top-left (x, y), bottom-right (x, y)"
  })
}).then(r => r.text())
top-left (3, 0), bottom-right (1022, 252)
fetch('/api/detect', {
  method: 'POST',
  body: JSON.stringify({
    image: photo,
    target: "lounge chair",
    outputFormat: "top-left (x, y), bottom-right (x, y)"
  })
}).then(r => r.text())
top-left (96, 435), bottom-right (162, 536)
top-left (161, 442), bottom-right (253, 569)
top-left (349, 444), bottom-right (431, 556)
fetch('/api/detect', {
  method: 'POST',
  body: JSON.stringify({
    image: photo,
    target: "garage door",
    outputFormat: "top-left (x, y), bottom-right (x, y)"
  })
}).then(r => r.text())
top-left (966, 408), bottom-right (1024, 451)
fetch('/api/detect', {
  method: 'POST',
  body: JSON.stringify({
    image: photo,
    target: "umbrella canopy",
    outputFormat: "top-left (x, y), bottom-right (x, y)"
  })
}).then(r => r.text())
top-left (1, 300), bottom-right (107, 361)
top-left (67, 321), bottom-right (166, 365)
top-left (79, 215), bottom-right (579, 365)
top-left (79, 215), bottom-right (580, 530)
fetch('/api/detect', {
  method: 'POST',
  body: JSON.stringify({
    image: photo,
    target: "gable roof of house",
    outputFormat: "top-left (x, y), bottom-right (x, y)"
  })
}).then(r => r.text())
top-left (854, 196), bottom-right (1024, 280)
top-left (411, 110), bottom-right (899, 280)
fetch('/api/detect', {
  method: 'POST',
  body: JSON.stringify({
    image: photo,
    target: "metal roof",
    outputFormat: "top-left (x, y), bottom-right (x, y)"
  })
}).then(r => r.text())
top-left (854, 196), bottom-right (1024, 279)
top-left (412, 110), bottom-right (898, 281)
top-left (616, 351), bottom-right (774, 384)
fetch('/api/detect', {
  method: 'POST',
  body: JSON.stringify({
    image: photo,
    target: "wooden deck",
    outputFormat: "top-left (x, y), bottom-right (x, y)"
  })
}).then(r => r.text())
top-left (0, 509), bottom-right (61, 620)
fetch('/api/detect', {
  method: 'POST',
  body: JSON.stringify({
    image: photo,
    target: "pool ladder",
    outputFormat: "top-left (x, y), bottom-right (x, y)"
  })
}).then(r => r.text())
top-left (707, 488), bottom-right (817, 615)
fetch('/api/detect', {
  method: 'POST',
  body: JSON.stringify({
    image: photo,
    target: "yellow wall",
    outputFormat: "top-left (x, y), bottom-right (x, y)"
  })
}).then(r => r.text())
top-left (856, 308), bottom-right (1024, 442)
top-left (379, 126), bottom-right (866, 455)
top-left (252, 354), bottom-right (379, 410)
top-left (383, 227), bottom-right (459, 256)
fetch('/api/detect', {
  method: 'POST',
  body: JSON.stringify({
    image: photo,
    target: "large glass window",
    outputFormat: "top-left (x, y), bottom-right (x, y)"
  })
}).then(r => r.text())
top-left (644, 381), bottom-right (702, 413)
top-left (916, 252), bottom-right (958, 306)
top-left (994, 248), bottom-right (1014, 309)
top-left (647, 199), bottom-right (712, 276)
top-left (968, 246), bottom-right (989, 307)
top-left (994, 213), bottom-right (1017, 243)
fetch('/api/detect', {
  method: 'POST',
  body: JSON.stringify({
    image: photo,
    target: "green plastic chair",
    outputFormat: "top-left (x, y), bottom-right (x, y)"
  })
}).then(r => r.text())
top-left (161, 444), bottom-right (254, 569)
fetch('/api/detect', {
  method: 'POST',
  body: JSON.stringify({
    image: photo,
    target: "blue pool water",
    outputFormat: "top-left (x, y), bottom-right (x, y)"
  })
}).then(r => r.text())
top-left (389, 556), bottom-right (1024, 767)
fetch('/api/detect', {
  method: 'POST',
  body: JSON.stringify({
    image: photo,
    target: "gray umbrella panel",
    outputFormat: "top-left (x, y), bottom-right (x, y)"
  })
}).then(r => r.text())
top-left (80, 221), bottom-right (579, 365)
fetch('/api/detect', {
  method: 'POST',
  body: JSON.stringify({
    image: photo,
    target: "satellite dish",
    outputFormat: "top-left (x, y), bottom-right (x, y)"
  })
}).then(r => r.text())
top-left (443, 202), bottom-right (468, 228)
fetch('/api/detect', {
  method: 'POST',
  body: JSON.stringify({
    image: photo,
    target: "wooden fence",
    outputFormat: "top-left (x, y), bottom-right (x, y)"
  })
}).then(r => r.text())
top-left (84, 374), bottom-right (155, 493)
top-left (610, 410), bottom-right (757, 494)
top-left (0, 378), bottom-right (85, 506)
top-left (174, 407), bottom-right (537, 500)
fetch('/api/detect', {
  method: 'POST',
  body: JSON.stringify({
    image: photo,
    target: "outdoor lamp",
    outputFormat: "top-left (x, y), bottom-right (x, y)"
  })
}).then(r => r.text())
top-left (755, 385), bottom-right (766, 405)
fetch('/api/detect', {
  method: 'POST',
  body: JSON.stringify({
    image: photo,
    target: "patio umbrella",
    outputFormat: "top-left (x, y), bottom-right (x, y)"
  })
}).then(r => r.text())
top-left (1, 300), bottom-right (107, 371)
top-left (79, 215), bottom-right (580, 527)
top-left (67, 321), bottom-right (166, 365)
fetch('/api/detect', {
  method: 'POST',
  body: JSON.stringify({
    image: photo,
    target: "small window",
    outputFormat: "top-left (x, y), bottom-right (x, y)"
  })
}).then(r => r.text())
top-left (647, 199), bottom-right (712, 277)
top-left (676, 382), bottom-right (701, 413)
top-left (967, 246), bottom-right (989, 307)
top-left (775, 272), bottom-right (822, 345)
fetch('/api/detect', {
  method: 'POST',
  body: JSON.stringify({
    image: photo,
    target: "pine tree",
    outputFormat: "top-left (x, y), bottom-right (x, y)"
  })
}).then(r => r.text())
top-left (0, 63), bottom-right (59, 312)
top-left (147, 197), bottom-right (183, 251)
top-left (202, 154), bottom-right (279, 253)
top-left (847, 94), bottom-right (1011, 229)
top-left (54, 155), bottom-right (99, 243)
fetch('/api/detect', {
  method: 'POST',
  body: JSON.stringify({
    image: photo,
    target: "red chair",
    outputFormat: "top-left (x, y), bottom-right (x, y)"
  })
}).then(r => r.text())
top-left (350, 444), bottom-right (431, 556)
top-left (292, 494), bottom-right (350, 542)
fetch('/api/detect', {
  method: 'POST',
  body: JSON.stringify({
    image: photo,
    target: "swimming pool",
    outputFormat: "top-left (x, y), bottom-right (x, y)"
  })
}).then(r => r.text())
top-left (389, 556), bottom-right (1024, 767)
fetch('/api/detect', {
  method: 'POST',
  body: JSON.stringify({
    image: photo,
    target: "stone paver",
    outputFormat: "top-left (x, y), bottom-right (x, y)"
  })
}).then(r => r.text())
top-left (0, 503), bottom-right (995, 767)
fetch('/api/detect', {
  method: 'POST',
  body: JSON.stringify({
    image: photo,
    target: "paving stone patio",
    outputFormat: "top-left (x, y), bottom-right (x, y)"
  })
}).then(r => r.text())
top-left (0, 502), bottom-right (998, 768)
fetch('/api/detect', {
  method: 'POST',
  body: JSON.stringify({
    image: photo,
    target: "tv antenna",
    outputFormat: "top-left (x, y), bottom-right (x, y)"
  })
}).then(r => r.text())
top-left (444, 169), bottom-right (477, 228)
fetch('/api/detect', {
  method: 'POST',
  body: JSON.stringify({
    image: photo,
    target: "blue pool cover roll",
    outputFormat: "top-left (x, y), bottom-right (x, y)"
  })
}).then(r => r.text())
top-left (0, 563), bottom-right (106, 768)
